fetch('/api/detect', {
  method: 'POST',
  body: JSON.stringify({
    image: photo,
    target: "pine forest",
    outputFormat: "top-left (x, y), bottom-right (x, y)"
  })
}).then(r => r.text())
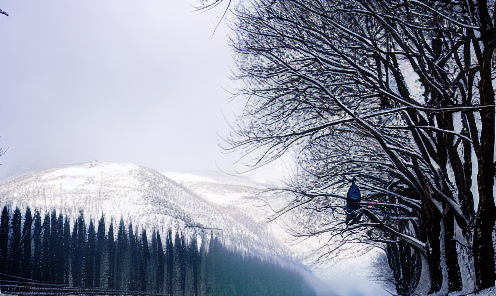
top-left (0, 206), bottom-right (315, 296)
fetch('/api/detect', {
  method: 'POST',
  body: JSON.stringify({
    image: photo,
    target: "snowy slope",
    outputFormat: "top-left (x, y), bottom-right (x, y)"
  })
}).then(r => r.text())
top-left (0, 161), bottom-right (390, 295)
top-left (162, 171), bottom-right (389, 296)
top-left (0, 161), bottom-right (292, 262)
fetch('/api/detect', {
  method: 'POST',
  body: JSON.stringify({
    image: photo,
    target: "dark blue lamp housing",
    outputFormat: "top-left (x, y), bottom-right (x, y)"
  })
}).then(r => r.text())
top-left (346, 177), bottom-right (361, 224)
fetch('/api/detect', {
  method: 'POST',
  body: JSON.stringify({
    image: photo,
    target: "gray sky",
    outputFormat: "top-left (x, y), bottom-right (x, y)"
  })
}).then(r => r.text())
top-left (0, 0), bottom-right (239, 179)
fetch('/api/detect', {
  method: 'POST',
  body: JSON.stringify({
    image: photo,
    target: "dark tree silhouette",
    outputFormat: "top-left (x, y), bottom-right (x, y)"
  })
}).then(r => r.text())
top-left (9, 208), bottom-right (22, 276)
top-left (0, 207), bottom-right (316, 296)
top-left (86, 220), bottom-right (96, 287)
top-left (21, 207), bottom-right (33, 279)
top-left (139, 229), bottom-right (149, 292)
top-left (49, 211), bottom-right (58, 282)
top-left (128, 222), bottom-right (138, 292)
top-left (166, 229), bottom-right (174, 296)
top-left (107, 220), bottom-right (115, 289)
top-left (42, 213), bottom-right (51, 282)
top-left (55, 214), bottom-right (64, 283)
top-left (63, 217), bottom-right (71, 285)
top-left (95, 215), bottom-right (106, 288)
top-left (32, 211), bottom-right (42, 281)
top-left (156, 231), bottom-right (165, 294)
top-left (116, 218), bottom-right (128, 290)
top-left (0, 206), bottom-right (9, 274)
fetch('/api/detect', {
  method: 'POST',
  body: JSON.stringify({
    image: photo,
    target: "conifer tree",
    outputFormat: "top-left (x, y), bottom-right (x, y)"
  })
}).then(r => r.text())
top-left (206, 234), bottom-right (217, 296)
top-left (166, 229), bottom-right (174, 296)
top-left (77, 212), bottom-right (86, 285)
top-left (56, 214), bottom-right (64, 283)
top-left (42, 213), bottom-right (51, 281)
top-left (63, 217), bottom-right (71, 285)
top-left (21, 207), bottom-right (33, 279)
top-left (49, 210), bottom-right (59, 282)
top-left (190, 235), bottom-right (200, 296)
top-left (150, 230), bottom-right (158, 293)
top-left (116, 217), bottom-right (129, 290)
top-left (156, 231), bottom-right (165, 294)
top-left (173, 232), bottom-right (186, 296)
top-left (199, 235), bottom-right (207, 296)
top-left (86, 220), bottom-right (96, 287)
top-left (95, 215), bottom-right (105, 287)
top-left (0, 206), bottom-right (9, 274)
top-left (128, 222), bottom-right (138, 292)
top-left (140, 229), bottom-right (149, 292)
top-left (32, 210), bottom-right (42, 281)
top-left (72, 218), bottom-right (81, 286)
top-left (107, 220), bottom-right (115, 289)
top-left (9, 207), bottom-right (22, 276)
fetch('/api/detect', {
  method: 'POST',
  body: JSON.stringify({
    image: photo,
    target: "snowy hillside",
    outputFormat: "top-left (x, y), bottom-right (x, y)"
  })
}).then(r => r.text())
top-left (0, 161), bottom-right (390, 295)
top-left (0, 161), bottom-right (293, 263)
top-left (162, 171), bottom-right (391, 296)
top-left (162, 171), bottom-right (295, 247)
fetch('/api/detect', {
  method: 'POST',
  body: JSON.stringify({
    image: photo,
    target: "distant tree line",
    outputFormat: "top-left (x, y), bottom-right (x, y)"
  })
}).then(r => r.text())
top-left (0, 206), bottom-right (315, 296)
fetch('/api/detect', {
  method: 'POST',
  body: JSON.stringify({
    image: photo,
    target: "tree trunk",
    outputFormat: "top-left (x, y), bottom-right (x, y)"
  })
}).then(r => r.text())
top-left (473, 1), bottom-right (496, 291)
top-left (445, 210), bottom-right (462, 292)
top-left (473, 57), bottom-right (496, 291)
top-left (422, 199), bottom-right (443, 293)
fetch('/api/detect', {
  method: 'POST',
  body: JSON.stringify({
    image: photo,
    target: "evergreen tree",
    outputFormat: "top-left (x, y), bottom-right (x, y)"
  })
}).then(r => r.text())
top-left (21, 207), bottom-right (33, 279)
top-left (9, 207), bottom-right (22, 276)
top-left (95, 215), bottom-right (105, 287)
top-left (86, 220), bottom-right (96, 287)
top-left (77, 212), bottom-right (86, 285)
top-left (32, 210), bottom-right (42, 281)
top-left (139, 229), bottom-right (149, 292)
top-left (190, 235), bottom-right (200, 296)
top-left (156, 231), bottom-right (165, 294)
top-left (63, 217), bottom-right (71, 285)
top-left (49, 210), bottom-right (58, 282)
top-left (107, 220), bottom-right (115, 289)
top-left (206, 234), bottom-right (217, 296)
top-left (128, 222), bottom-right (138, 292)
top-left (173, 232), bottom-right (186, 296)
top-left (166, 229), bottom-right (174, 296)
top-left (199, 235), bottom-right (207, 296)
top-left (72, 218), bottom-right (81, 286)
top-left (41, 213), bottom-right (51, 281)
top-left (116, 217), bottom-right (129, 290)
top-left (56, 214), bottom-right (64, 283)
top-left (0, 206), bottom-right (9, 274)
top-left (150, 230), bottom-right (158, 293)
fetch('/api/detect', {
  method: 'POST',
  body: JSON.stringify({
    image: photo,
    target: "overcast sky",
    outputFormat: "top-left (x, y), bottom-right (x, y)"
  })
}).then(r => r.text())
top-left (0, 0), bottom-right (246, 179)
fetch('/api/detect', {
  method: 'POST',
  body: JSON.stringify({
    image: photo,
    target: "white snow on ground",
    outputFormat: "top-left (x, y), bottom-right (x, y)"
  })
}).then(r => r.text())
top-left (468, 286), bottom-right (496, 296)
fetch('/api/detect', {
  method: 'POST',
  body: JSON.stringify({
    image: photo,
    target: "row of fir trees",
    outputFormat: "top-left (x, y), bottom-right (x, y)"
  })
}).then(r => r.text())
top-left (0, 206), bottom-right (315, 296)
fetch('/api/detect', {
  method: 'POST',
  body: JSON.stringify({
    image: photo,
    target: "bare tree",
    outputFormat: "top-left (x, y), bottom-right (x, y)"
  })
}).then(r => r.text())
top-left (225, 0), bottom-right (495, 293)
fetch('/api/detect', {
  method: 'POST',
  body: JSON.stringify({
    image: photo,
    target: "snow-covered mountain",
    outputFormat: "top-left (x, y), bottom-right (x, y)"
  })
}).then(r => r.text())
top-left (0, 161), bottom-right (294, 263)
top-left (0, 161), bottom-right (389, 296)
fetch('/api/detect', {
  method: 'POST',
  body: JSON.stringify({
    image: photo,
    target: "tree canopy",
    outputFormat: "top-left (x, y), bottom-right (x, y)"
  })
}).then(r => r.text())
top-left (225, 0), bottom-right (495, 294)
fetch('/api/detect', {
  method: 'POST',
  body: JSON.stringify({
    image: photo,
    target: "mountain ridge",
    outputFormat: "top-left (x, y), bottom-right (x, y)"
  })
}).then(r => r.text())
top-left (0, 161), bottom-right (294, 264)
